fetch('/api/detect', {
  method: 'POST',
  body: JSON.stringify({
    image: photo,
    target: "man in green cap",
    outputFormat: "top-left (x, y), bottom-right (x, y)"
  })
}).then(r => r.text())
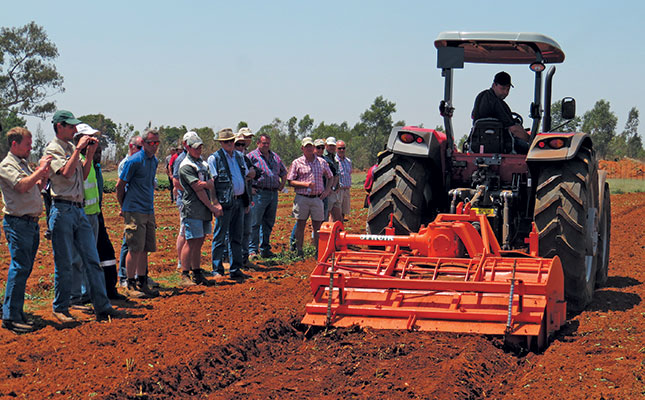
top-left (45, 110), bottom-right (125, 323)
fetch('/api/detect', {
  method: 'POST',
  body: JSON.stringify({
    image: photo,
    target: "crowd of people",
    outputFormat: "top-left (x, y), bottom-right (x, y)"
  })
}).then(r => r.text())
top-left (0, 110), bottom-right (353, 334)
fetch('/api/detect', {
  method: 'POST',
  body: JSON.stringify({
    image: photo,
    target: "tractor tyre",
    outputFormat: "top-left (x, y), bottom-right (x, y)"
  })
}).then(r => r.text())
top-left (595, 182), bottom-right (611, 287)
top-left (367, 151), bottom-right (433, 236)
top-left (533, 147), bottom-right (599, 312)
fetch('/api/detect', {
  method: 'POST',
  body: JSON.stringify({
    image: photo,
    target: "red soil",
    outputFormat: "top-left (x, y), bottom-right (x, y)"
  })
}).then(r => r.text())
top-left (0, 189), bottom-right (643, 399)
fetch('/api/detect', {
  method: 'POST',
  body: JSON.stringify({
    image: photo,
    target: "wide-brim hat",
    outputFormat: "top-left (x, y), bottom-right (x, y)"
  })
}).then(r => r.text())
top-left (238, 127), bottom-right (254, 138)
top-left (234, 132), bottom-right (246, 144)
top-left (215, 128), bottom-right (235, 141)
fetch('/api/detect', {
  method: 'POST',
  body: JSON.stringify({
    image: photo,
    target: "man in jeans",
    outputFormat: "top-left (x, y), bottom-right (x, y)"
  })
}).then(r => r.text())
top-left (45, 110), bottom-right (125, 323)
top-left (207, 128), bottom-right (253, 280)
top-left (247, 133), bottom-right (287, 259)
top-left (116, 129), bottom-right (160, 298)
top-left (0, 127), bottom-right (52, 333)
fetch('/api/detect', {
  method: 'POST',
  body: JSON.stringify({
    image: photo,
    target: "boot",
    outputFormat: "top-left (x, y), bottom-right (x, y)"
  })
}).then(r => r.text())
top-left (137, 275), bottom-right (159, 297)
top-left (180, 271), bottom-right (195, 287)
top-left (123, 278), bottom-right (146, 299)
top-left (191, 269), bottom-right (213, 286)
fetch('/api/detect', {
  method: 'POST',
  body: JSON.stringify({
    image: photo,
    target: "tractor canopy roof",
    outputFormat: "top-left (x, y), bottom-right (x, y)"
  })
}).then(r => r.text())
top-left (434, 31), bottom-right (565, 64)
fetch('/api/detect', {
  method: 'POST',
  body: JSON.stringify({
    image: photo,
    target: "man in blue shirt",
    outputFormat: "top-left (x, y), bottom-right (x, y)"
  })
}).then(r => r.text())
top-left (116, 129), bottom-right (160, 298)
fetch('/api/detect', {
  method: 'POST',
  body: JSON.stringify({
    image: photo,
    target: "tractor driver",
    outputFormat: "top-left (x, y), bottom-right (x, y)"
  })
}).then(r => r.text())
top-left (472, 71), bottom-right (529, 153)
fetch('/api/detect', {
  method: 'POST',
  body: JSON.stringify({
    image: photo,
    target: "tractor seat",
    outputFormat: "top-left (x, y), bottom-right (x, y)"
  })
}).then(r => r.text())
top-left (466, 118), bottom-right (515, 154)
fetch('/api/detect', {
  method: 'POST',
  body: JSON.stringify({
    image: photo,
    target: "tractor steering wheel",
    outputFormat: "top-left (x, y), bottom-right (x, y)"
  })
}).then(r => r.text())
top-left (511, 112), bottom-right (524, 126)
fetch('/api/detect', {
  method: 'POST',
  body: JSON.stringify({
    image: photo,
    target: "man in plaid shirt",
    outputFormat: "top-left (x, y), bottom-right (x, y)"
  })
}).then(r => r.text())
top-left (247, 133), bottom-right (287, 258)
top-left (286, 137), bottom-right (332, 256)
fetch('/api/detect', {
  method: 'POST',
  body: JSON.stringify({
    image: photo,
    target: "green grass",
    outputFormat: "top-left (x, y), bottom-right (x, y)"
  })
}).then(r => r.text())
top-left (607, 178), bottom-right (645, 194)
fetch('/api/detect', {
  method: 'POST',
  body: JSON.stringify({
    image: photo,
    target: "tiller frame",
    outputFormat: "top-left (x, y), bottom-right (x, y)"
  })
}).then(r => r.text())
top-left (302, 206), bottom-right (566, 349)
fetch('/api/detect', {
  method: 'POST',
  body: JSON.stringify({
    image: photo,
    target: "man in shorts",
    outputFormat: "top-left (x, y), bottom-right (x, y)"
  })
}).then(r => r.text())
top-left (287, 137), bottom-right (332, 257)
top-left (116, 129), bottom-right (160, 298)
top-left (178, 133), bottom-right (220, 286)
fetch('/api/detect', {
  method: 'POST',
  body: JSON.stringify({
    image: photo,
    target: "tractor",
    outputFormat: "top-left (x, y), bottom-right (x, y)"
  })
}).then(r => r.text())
top-left (302, 32), bottom-right (610, 349)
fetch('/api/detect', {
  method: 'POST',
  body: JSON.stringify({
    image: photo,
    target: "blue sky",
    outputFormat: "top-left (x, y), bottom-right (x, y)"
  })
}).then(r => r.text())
top-left (3, 1), bottom-right (644, 143)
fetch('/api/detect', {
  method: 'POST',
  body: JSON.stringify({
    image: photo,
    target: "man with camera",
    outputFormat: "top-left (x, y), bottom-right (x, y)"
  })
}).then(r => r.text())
top-left (45, 110), bottom-right (125, 323)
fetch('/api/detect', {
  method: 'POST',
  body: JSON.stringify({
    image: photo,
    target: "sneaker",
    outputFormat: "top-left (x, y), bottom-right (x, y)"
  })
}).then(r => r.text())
top-left (180, 273), bottom-right (196, 287)
top-left (147, 277), bottom-right (160, 288)
top-left (52, 310), bottom-right (76, 323)
top-left (107, 292), bottom-right (127, 301)
top-left (119, 279), bottom-right (128, 288)
top-left (2, 320), bottom-right (34, 334)
top-left (96, 307), bottom-right (128, 321)
top-left (191, 269), bottom-right (213, 286)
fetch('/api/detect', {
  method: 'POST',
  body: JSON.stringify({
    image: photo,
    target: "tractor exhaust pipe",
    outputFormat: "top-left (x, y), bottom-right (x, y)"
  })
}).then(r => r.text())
top-left (543, 66), bottom-right (556, 132)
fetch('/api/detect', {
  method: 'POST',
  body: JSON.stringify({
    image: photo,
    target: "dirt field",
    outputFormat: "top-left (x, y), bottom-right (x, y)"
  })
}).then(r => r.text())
top-left (0, 186), bottom-right (643, 399)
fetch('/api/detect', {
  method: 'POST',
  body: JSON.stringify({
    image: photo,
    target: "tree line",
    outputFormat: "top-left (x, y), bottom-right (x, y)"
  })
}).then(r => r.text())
top-left (1, 22), bottom-right (643, 171)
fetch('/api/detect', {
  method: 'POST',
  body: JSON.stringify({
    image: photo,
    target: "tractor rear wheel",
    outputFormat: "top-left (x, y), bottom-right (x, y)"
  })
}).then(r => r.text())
top-left (367, 152), bottom-right (433, 235)
top-left (533, 147), bottom-right (599, 312)
top-left (595, 182), bottom-right (611, 287)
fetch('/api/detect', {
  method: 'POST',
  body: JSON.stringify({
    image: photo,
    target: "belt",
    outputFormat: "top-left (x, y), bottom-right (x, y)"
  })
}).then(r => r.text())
top-left (298, 193), bottom-right (319, 198)
top-left (256, 188), bottom-right (278, 192)
top-left (233, 194), bottom-right (244, 200)
top-left (5, 214), bottom-right (39, 223)
top-left (53, 198), bottom-right (84, 208)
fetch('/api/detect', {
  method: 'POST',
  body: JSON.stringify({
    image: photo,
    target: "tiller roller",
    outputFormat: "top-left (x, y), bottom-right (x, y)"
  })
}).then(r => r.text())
top-left (302, 206), bottom-right (566, 349)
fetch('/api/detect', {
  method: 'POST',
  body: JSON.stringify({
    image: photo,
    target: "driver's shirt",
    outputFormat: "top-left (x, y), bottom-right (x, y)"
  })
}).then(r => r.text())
top-left (471, 88), bottom-right (515, 128)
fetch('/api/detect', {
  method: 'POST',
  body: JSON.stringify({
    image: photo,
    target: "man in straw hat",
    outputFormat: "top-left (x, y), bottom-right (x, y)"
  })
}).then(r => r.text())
top-left (207, 128), bottom-right (253, 280)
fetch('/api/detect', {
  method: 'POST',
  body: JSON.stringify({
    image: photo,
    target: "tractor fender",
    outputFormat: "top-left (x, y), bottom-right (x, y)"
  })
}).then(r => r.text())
top-left (526, 132), bottom-right (592, 162)
top-left (386, 126), bottom-right (448, 174)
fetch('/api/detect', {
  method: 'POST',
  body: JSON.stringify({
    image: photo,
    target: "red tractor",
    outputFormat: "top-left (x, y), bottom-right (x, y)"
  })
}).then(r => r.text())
top-left (366, 32), bottom-right (610, 313)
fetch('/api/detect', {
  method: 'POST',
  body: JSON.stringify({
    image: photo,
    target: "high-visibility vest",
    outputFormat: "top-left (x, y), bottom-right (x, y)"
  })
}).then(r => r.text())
top-left (83, 156), bottom-right (100, 215)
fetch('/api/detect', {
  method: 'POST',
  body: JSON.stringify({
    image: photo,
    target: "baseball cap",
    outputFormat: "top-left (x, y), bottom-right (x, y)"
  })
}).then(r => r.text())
top-left (326, 136), bottom-right (337, 146)
top-left (186, 134), bottom-right (203, 149)
top-left (183, 131), bottom-right (199, 142)
top-left (74, 123), bottom-right (99, 138)
top-left (313, 138), bottom-right (325, 147)
top-left (301, 137), bottom-right (314, 147)
top-left (494, 71), bottom-right (513, 87)
top-left (52, 110), bottom-right (82, 125)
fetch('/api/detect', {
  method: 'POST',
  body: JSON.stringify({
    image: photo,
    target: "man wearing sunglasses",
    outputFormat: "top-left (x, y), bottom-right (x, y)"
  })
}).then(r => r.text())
top-left (116, 129), bottom-right (160, 298)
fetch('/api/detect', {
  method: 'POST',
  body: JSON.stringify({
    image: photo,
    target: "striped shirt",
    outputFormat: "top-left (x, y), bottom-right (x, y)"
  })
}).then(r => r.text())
top-left (336, 155), bottom-right (352, 189)
top-left (247, 148), bottom-right (287, 190)
top-left (287, 155), bottom-right (332, 196)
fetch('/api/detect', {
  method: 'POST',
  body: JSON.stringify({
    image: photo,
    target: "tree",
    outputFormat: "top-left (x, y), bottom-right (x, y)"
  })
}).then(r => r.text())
top-left (237, 121), bottom-right (248, 131)
top-left (0, 22), bottom-right (64, 117)
top-left (352, 96), bottom-right (398, 168)
top-left (78, 114), bottom-right (118, 149)
top-left (30, 124), bottom-right (47, 161)
top-left (581, 100), bottom-right (617, 159)
top-left (298, 114), bottom-right (314, 136)
top-left (622, 107), bottom-right (643, 159)
top-left (113, 122), bottom-right (136, 161)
